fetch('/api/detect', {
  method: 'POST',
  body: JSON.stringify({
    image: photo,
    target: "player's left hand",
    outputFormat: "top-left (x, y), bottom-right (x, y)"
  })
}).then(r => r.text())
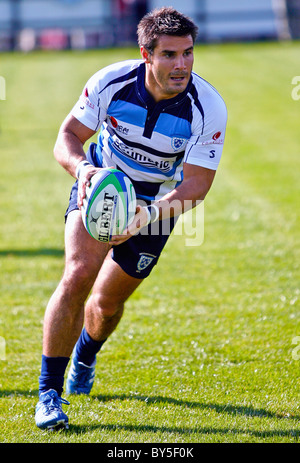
top-left (109, 205), bottom-right (149, 245)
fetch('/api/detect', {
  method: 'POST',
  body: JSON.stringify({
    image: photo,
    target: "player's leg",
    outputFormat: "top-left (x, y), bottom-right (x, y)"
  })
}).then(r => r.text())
top-left (35, 210), bottom-right (110, 429)
top-left (83, 216), bottom-right (178, 346)
top-left (66, 254), bottom-right (143, 394)
top-left (66, 215), bottom-right (177, 396)
top-left (85, 252), bottom-right (143, 341)
top-left (42, 210), bottom-right (111, 359)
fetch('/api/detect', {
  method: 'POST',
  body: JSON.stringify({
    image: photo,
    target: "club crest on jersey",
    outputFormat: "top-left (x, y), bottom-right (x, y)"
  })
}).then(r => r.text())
top-left (137, 253), bottom-right (156, 272)
top-left (171, 137), bottom-right (187, 152)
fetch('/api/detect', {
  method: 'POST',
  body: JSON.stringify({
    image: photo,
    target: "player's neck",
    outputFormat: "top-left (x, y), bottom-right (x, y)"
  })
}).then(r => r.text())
top-left (144, 68), bottom-right (180, 103)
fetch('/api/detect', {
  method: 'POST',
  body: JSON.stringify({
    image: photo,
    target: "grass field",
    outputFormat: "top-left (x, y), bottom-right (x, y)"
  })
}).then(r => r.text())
top-left (0, 40), bottom-right (299, 444)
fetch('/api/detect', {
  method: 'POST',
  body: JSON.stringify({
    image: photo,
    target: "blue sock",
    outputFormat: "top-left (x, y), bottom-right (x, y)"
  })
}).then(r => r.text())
top-left (39, 355), bottom-right (69, 396)
top-left (75, 327), bottom-right (106, 366)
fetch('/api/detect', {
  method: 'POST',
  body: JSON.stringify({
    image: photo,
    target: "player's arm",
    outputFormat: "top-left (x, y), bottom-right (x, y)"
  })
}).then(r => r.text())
top-left (110, 162), bottom-right (215, 245)
top-left (147, 162), bottom-right (216, 225)
top-left (53, 114), bottom-right (100, 207)
top-left (54, 114), bottom-right (96, 177)
top-left (157, 162), bottom-right (216, 215)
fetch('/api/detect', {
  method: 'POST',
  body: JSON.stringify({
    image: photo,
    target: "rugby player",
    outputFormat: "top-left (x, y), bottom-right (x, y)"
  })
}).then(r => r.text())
top-left (35, 6), bottom-right (227, 430)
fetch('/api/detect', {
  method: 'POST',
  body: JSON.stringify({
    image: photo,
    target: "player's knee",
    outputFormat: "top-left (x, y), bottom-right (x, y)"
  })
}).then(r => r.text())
top-left (92, 293), bottom-right (124, 319)
top-left (62, 260), bottom-right (95, 296)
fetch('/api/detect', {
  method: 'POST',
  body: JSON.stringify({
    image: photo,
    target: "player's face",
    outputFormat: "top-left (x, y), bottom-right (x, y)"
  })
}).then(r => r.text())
top-left (142, 34), bottom-right (194, 102)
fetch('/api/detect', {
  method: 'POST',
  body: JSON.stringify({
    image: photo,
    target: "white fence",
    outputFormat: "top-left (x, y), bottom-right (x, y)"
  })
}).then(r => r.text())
top-left (0, 0), bottom-right (297, 51)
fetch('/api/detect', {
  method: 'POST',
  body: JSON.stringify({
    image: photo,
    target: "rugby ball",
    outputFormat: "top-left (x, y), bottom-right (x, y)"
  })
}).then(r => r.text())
top-left (81, 168), bottom-right (136, 242)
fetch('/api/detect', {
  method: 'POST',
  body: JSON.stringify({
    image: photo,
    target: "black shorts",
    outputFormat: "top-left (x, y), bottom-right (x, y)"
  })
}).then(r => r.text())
top-left (65, 144), bottom-right (176, 279)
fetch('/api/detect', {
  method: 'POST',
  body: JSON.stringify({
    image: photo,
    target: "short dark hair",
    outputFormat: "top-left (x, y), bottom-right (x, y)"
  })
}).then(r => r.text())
top-left (137, 7), bottom-right (198, 53)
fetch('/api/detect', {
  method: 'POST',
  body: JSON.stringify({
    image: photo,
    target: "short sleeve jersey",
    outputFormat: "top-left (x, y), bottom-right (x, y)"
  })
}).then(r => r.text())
top-left (71, 59), bottom-right (227, 202)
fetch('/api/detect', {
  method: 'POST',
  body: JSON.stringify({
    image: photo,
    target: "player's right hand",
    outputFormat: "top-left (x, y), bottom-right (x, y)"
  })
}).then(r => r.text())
top-left (109, 205), bottom-right (149, 245)
top-left (77, 165), bottom-right (101, 209)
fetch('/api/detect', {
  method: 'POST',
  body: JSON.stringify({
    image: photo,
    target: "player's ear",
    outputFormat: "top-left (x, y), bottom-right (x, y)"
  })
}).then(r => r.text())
top-left (140, 46), bottom-right (151, 64)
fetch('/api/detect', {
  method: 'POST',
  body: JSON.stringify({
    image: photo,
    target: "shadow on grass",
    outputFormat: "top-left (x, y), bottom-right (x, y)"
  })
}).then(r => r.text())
top-left (0, 248), bottom-right (64, 258)
top-left (1, 390), bottom-right (299, 439)
top-left (1, 390), bottom-right (299, 421)
top-left (72, 394), bottom-right (300, 439)
top-left (93, 393), bottom-right (290, 420)
top-left (68, 422), bottom-right (299, 440)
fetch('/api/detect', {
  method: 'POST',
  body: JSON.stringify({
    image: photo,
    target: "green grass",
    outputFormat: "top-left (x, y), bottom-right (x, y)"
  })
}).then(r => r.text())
top-left (0, 41), bottom-right (299, 443)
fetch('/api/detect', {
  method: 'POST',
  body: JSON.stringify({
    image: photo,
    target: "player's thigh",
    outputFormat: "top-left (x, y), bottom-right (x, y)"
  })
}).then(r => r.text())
top-left (90, 251), bottom-right (143, 312)
top-left (64, 210), bottom-right (112, 287)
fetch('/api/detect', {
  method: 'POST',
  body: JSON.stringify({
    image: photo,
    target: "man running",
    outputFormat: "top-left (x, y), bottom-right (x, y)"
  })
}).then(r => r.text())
top-left (35, 6), bottom-right (227, 430)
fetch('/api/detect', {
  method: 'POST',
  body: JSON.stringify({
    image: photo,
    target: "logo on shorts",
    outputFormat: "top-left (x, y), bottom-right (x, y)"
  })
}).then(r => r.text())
top-left (137, 253), bottom-right (156, 272)
top-left (171, 137), bottom-right (187, 152)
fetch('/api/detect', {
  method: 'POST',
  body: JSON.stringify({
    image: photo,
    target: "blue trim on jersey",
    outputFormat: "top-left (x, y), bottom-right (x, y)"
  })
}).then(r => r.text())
top-left (108, 100), bottom-right (147, 128)
top-left (189, 83), bottom-right (205, 135)
top-left (111, 80), bottom-right (142, 107)
top-left (155, 113), bottom-right (191, 139)
top-left (95, 128), bottom-right (105, 165)
top-left (135, 192), bottom-right (156, 202)
top-left (99, 68), bottom-right (139, 95)
top-left (175, 172), bottom-right (184, 188)
top-left (95, 144), bottom-right (103, 166)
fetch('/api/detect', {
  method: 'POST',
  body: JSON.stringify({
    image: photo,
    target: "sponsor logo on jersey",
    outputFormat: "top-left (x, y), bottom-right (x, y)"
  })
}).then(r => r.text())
top-left (137, 253), bottom-right (156, 272)
top-left (201, 131), bottom-right (224, 146)
top-left (111, 138), bottom-right (172, 172)
top-left (108, 116), bottom-right (129, 135)
top-left (110, 116), bottom-right (118, 128)
top-left (212, 131), bottom-right (221, 140)
top-left (80, 91), bottom-right (95, 110)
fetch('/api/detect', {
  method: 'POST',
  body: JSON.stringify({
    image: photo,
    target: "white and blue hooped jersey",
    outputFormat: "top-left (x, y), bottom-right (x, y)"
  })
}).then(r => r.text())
top-left (71, 59), bottom-right (227, 202)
